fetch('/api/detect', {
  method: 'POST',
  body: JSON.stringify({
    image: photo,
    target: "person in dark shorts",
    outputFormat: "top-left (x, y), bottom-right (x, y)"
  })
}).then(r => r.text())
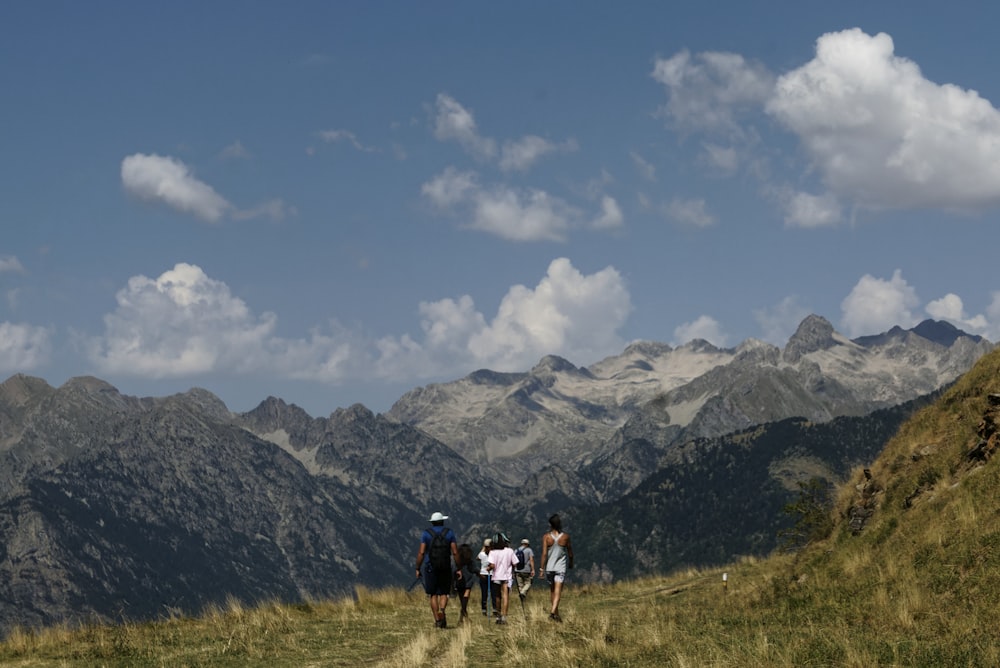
top-left (539, 513), bottom-right (574, 622)
top-left (454, 543), bottom-right (476, 623)
top-left (414, 511), bottom-right (460, 628)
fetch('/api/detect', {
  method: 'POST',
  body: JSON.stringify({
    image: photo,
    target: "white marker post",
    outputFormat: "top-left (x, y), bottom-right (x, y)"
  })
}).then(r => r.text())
top-left (722, 572), bottom-right (728, 593)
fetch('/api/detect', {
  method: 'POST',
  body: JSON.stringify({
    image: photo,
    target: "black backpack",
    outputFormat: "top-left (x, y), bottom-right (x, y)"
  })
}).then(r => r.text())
top-left (515, 547), bottom-right (526, 570)
top-left (429, 528), bottom-right (451, 572)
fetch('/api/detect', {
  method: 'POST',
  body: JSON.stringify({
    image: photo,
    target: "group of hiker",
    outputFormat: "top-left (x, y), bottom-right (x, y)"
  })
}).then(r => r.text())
top-left (414, 511), bottom-right (574, 628)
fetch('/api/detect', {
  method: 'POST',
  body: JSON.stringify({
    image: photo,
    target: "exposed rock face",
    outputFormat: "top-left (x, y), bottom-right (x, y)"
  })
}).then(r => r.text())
top-left (0, 379), bottom-right (506, 634)
top-left (389, 316), bottom-right (994, 493)
top-left (0, 393), bottom-right (378, 632)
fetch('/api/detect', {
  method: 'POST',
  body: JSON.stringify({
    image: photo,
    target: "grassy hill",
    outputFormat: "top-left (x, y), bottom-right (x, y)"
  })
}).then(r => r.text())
top-left (5, 347), bottom-right (1000, 666)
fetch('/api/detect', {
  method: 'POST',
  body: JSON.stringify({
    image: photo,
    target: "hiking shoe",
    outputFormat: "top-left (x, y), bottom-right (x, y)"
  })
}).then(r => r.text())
top-left (549, 612), bottom-right (562, 622)
top-left (440, 613), bottom-right (447, 628)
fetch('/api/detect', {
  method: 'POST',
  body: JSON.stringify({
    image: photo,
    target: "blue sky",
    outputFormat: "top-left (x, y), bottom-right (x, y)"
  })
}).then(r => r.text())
top-left (3, 1), bottom-right (1000, 416)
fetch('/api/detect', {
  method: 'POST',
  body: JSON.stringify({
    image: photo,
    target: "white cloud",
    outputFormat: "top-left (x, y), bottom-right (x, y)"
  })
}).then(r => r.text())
top-left (782, 191), bottom-right (843, 228)
top-left (470, 187), bottom-right (573, 242)
top-left (499, 135), bottom-right (577, 172)
top-left (0, 256), bottom-right (24, 274)
top-left (88, 259), bottom-right (630, 386)
top-left (87, 263), bottom-right (364, 381)
top-left (219, 140), bottom-right (251, 160)
top-left (753, 296), bottom-right (811, 345)
top-left (652, 49), bottom-right (775, 135)
top-left (925, 293), bottom-right (989, 334)
top-left (88, 263), bottom-right (277, 376)
top-left (433, 94), bottom-right (497, 160)
top-left (840, 269), bottom-right (920, 337)
top-left (377, 258), bottom-right (631, 376)
top-left (665, 197), bottom-right (715, 227)
top-left (0, 322), bottom-right (51, 371)
top-left (700, 142), bottom-right (739, 172)
top-left (767, 28), bottom-right (1000, 212)
top-left (421, 168), bottom-right (574, 242)
top-left (232, 198), bottom-right (298, 222)
top-left (121, 153), bottom-right (232, 223)
top-left (592, 195), bottom-right (624, 230)
top-left (630, 151), bottom-right (657, 181)
top-left (318, 129), bottom-right (379, 153)
top-left (422, 167), bottom-right (478, 208)
top-left (673, 315), bottom-right (728, 347)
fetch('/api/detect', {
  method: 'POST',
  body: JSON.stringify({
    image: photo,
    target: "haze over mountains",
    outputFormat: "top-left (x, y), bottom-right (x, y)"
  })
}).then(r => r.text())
top-left (0, 315), bottom-right (992, 633)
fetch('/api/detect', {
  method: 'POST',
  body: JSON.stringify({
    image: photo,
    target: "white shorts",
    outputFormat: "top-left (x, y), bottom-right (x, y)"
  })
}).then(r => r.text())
top-left (546, 571), bottom-right (566, 584)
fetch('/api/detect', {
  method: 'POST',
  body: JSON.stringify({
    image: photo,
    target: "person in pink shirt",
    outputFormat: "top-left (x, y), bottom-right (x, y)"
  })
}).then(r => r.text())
top-left (486, 532), bottom-right (517, 624)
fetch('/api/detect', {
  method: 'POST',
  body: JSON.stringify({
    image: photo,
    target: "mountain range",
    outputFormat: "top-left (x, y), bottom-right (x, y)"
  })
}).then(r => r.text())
top-left (0, 315), bottom-right (991, 633)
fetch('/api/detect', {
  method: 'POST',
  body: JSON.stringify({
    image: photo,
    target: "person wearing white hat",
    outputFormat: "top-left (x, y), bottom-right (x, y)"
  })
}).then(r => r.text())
top-left (414, 511), bottom-right (459, 628)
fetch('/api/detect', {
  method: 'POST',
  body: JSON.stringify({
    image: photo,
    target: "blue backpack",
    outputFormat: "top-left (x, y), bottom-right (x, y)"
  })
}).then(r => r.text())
top-left (515, 547), bottom-right (526, 570)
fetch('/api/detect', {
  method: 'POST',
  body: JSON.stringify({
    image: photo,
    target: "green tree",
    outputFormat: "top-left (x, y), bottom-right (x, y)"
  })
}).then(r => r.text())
top-left (779, 476), bottom-right (834, 550)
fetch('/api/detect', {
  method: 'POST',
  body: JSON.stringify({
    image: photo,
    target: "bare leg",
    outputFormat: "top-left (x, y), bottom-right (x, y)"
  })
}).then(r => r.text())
top-left (550, 580), bottom-right (564, 619)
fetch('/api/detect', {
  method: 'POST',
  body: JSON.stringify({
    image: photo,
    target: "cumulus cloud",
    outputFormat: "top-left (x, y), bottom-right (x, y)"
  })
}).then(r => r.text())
top-left (87, 263), bottom-right (362, 380)
top-left (592, 195), bottom-right (624, 230)
top-left (501, 136), bottom-right (578, 172)
top-left (422, 168), bottom-right (574, 242)
top-left (88, 259), bottom-right (631, 385)
top-left (422, 167), bottom-right (479, 208)
top-left (665, 197), bottom-right (715, 227)
top-left (0, 256), bottom-right (24, 274)
top-left (433, 94), bottom-right (497, 160)
top-left (754, 296), bottom-right (812, 345)
top-left (767, 28), bottom-right (1000, 211)
top-left (840, 269), bottom-right (920, 337)
top-left (88, 263), bottom-right (277, 376)
top-left (432, 93), bottom-right (574, 172)
top-left (673, 315), bottom-right (728, 347)
top-left (654, 29), bottom-right (1000, 225)
top-left (782, 191), bottom-right (843, 228)
top-left (652, 49), bottom-right (774, 135)
top-left (377, 258), bottom-right (631, 376)
top-left (925, 293), bottom-right (989, 334)
top-left (121, 154), bottom-right (232, 222)
top-left (0, 322), bottom-right (51, 371)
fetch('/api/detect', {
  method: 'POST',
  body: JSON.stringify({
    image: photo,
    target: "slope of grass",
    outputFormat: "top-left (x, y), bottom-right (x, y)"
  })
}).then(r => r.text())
top-left (6, 348), bottom-right (1000, 666)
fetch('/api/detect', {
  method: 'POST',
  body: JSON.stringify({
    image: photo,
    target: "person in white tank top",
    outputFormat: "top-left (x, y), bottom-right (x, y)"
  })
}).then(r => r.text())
top-left (539, 513), bottom-right (574, 622)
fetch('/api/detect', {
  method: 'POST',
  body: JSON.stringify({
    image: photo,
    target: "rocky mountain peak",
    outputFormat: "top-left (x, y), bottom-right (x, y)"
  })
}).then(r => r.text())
top-left (531, 355), bottom-right (582, 376)
top-left (621, 340), bottom-right (674, 358)
top-left (912, 318), bottom-right (982, 346)
top-left (783, 314), bottom-right (839, 363)
top-left (0, 374), bottom-right (53, 407)
top-left (329, 403), bottom-right (376, 425)
top-left (171, 388), bottom-right (231, 421)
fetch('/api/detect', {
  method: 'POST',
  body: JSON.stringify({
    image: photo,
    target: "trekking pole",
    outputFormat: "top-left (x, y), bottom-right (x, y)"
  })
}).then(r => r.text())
top-left (407, 574), bottom-right (422, 592)
top-left (487, 573), bottom-right (492, 618)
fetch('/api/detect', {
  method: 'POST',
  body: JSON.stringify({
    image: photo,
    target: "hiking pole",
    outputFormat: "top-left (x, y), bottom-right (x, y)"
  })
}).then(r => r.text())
top-left (487, 573), bottom-right (492, 619)
top-left (407, 574), bottom-right (422, 592)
